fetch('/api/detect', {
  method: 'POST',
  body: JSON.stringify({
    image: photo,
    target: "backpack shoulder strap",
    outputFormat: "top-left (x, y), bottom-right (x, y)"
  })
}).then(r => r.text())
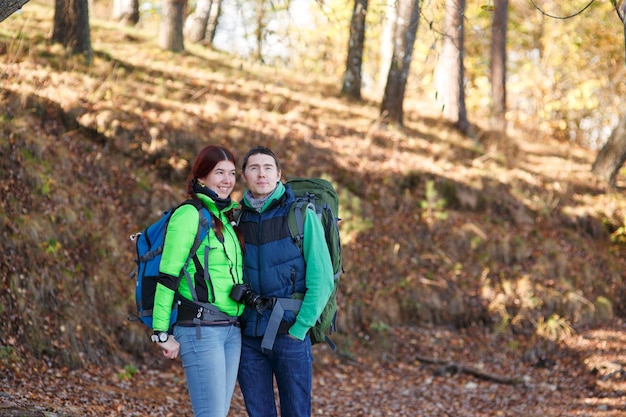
top-left (178, 199), bottom-right (212, 304)
top-left (288, 197), bottom-right (314, 253)
top-left (232, 207), bottom-right (243, 226)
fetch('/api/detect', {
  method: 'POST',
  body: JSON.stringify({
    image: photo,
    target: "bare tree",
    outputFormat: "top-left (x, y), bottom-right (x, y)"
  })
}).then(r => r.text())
top-left (380, 0), bottom-right (421, 126)
top-left (377, 0), bottom-right (395, 95)
top-left (435, 0), bottom-right (468, 134)
top-left (588, 2), bottom-right (626, 187)
top-left (254, 0), bottom-right (266, 62)
top-left (490, 0), bottom-right (508, 132)
top-left (342, 0), bottom-right (368, 100)
top-left (52, 0), bottom-right (92, 63)
top-left (158, 0), bottom-right (186, 52)
top-left (617, 0), bottom-right (626, 63)
top-left (204, 0), bottom-right (222, 44)
top-left (0, 0), bottom-right (30, 22)
top-left (592, 113), bottom-right (626, 187)
top-left (185, 0), bottom-right (222, 44)
top-left (112, 0), bottom-right (139, 26)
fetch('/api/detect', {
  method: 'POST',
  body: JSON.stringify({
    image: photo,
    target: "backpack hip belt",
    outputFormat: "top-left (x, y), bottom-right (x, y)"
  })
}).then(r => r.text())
top-left (176, 298), bottom-right (239, 326)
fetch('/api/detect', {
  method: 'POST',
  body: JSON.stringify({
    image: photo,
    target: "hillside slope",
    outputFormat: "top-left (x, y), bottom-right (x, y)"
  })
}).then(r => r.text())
top-left (1, 0), bottom-right (626, 374)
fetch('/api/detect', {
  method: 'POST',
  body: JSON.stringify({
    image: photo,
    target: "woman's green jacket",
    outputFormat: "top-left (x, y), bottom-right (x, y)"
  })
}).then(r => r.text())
top-left (152, 194), bottom-right (244, 332)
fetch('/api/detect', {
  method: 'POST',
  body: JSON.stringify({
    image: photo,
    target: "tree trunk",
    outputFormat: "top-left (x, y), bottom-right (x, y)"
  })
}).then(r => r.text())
top-left (255, 0), bottom-right (265, 63)
top-left (591, 113), bottom-right (626, 187)
top-left (112, 0), bottom-right (139, 26)
top-left (378, 0), bottom-right (395, 96)
top-left (185, 0), bottom-right (212, 43)
top-left (0, 0), bottom-right (30, 22)
top-left (158, 0), bottom-right (186, 52)
top-left (490, 0), bottom-right (508, 132)
top-left (435, 0), bottom-right (468, 134)
top-left (342, 0), bottom-right (368, 100)
top-left (205, 0), bottom-right (222, 45)
top-left (380, 0), bottom-right (421, 126)
top-left (52, 0), bottom-right (92, 63)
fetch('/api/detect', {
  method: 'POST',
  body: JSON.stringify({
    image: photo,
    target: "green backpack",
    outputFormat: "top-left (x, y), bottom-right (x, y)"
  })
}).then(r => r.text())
top-left (286, 177), bottom-right (342, 350)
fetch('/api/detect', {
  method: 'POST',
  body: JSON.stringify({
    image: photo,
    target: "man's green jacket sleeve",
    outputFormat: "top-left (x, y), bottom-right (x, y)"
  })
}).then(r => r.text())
top-left (288, 208), bottom-right (334, 340)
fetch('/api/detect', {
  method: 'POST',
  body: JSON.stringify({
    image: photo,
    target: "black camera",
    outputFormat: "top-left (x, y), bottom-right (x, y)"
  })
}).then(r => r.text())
top-left (230, 283), bottom-right (271, 312)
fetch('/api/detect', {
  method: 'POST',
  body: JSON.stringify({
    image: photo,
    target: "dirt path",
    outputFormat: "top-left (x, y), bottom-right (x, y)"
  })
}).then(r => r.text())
top-left (2, 322), bottom-right (626, 416)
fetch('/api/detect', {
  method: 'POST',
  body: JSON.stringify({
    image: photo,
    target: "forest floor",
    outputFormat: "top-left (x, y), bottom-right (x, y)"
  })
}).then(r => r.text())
top-left (3, 320), bottom-right (626, 417)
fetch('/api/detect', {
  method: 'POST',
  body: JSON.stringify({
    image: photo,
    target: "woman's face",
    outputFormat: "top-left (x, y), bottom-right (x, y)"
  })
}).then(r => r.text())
top-left (198, 160), bottom-right (237, 199)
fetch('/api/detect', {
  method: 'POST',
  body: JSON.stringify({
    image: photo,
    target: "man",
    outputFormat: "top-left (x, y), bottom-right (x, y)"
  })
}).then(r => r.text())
top-left (236, 146), bottom-right (334, 417)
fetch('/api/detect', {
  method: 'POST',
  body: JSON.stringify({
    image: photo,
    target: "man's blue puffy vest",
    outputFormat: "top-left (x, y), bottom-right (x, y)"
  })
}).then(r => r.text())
top-left (238, 186), bottom-right (306, 338)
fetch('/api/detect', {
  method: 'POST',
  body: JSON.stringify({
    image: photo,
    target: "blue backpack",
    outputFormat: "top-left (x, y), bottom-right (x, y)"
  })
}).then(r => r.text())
top-left (129, 199), bottom-right (211, 331)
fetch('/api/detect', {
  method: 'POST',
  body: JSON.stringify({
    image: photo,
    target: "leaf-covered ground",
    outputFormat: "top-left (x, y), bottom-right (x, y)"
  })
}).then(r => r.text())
top-left (3, 320), bottom-right (626, 416)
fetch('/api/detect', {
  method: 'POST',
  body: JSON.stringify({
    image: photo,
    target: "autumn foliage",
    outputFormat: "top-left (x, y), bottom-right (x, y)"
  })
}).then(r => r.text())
top-left (2, 2), bottom-right (626, 416)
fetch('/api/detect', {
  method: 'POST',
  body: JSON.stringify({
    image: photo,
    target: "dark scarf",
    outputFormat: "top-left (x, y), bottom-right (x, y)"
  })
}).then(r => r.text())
top-left (192, 178), bottom-right (232, 211)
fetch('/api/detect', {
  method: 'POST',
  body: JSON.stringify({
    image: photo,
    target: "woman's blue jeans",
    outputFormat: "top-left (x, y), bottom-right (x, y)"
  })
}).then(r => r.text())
top-left (238, 334), bottom-right (313, 417)
top-left (174, 324), bottom-right (242, 417)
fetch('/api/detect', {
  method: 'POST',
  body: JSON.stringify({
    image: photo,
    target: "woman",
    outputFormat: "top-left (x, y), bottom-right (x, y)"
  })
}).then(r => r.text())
top-left (152, 145), bottom-right (245, 417)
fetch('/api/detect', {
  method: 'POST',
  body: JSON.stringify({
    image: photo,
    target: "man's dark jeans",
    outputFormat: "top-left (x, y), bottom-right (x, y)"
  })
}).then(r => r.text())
top-left (238, 333), bottom-right (313, 417)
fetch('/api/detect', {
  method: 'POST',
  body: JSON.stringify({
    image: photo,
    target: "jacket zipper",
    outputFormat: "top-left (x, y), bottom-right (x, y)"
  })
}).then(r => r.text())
top-left (255, 210), bottom-right (263, 337)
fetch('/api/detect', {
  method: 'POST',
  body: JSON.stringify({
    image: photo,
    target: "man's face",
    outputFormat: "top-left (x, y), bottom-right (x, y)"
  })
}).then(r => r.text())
top-left (242, 153), bottom-right (281, 199)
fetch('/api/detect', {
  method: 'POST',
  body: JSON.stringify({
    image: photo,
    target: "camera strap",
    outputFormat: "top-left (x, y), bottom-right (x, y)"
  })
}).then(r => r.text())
top-left (261, 298), bottom-right (302, 351)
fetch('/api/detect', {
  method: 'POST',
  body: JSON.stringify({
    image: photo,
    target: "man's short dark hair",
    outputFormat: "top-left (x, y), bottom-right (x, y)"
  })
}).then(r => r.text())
top-left (242, 146), bottom-right (281, 171)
